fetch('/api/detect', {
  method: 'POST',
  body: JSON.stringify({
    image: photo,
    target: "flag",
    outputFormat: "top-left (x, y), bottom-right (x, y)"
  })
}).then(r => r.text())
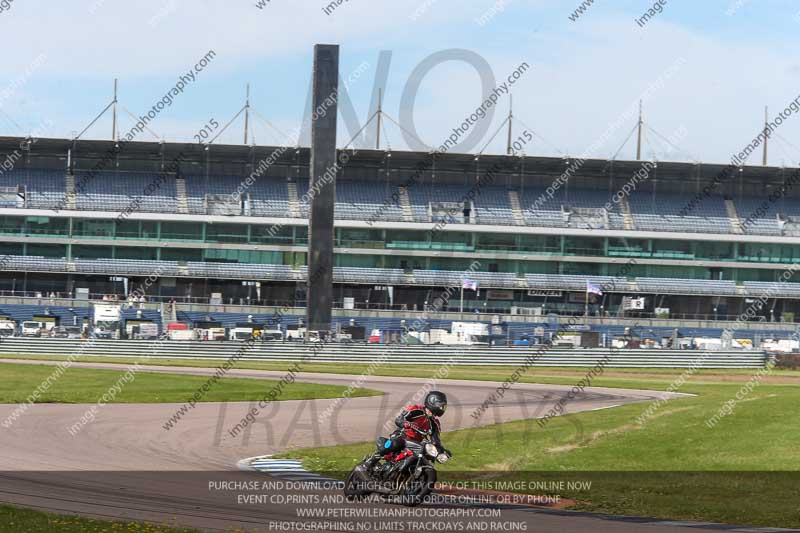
top-left (586, 281), bottom-right (603, 296)
top-left (462, 279), bottom-right (478, 291)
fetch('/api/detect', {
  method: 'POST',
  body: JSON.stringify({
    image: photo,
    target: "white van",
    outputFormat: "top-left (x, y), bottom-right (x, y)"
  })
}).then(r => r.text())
top-left (21, 321), bottom-right (45, 337)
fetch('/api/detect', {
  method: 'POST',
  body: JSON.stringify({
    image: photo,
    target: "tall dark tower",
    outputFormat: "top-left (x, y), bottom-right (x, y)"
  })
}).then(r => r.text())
top-left (306, 44), bottom-right (339, 335)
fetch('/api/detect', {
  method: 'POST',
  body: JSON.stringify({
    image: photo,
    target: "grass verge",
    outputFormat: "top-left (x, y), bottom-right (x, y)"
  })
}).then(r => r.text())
top-left (0, 505), bottom-right (203, 533)
top-left (2, 353), bottom-right (799, 384)
top-left (0, 361), bottom-right (379, 404)
top-left (2, 353), bottom-right (798, 526)
top-left (279, 371), bottom-right (800, 529)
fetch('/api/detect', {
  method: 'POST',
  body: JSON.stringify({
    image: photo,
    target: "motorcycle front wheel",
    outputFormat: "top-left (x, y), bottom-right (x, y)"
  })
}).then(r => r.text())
top-left (400, 468), bottom-right (437, 507)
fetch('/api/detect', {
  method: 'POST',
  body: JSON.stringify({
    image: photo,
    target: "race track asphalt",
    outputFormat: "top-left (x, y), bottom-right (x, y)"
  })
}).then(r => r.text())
top-left (0, 359), bottom-right (740, 532)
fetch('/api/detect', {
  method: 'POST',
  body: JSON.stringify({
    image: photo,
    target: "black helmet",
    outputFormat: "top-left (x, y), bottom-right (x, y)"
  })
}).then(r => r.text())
top-left (424, 390), bottom-right (448, 416)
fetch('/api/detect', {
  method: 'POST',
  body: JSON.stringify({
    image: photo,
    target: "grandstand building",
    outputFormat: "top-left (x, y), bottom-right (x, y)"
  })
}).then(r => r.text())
top-left (3, 135), bottom-right (800, 326)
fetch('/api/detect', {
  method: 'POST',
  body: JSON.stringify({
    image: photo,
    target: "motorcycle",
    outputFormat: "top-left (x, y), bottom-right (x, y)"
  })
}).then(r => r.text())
top-left (343, 425), bottom-right (451, 507)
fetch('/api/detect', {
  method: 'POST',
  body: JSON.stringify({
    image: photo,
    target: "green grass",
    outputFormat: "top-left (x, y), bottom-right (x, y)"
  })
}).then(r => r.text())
top-left (278, 371), bottom-right (800, 528)
top-left (0, 505), bottom-right (205, 533)
top-left (3, 353), bottom-right (799, 383)
top-left (3, 353), bottom-right (800, 526)
top-left (0, 361), bottom-right (380, 404)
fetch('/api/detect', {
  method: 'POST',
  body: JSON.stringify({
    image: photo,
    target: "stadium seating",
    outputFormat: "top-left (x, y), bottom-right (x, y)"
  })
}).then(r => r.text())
top-left (472, 187), bottom-right (515, 224)
top-left (518, 187), bottom-right (564, 227)
top-left (626, 191), bottom-right (733, 234)
top-left (184, 174), bottom-right (291, 217)
top-left (76, 171), bottom-right (178, 213)
top-left (0, 303), bottom-right (89, 326)
top-left (743, 280), bottom-right (800, 298)
top-left (6, 168), bottom-right (800, 238)
top-left (0, 169), bottom-right (66, 210)
top-left (407, 183), bottom-right (471, 222)
top-left (296, 178), bottom-right (310, 218)
top-left (735, 197), bottom-right (783, 235)
top-left (12, 254), bottom-right (799, 299)
top-left (334, 179), bottom-right (405, 221)
top-left (248, 177), bottom-right (291, 217)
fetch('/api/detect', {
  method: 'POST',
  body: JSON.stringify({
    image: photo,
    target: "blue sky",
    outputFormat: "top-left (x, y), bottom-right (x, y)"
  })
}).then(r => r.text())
top-left (1, 0), bottom-right (799, 165)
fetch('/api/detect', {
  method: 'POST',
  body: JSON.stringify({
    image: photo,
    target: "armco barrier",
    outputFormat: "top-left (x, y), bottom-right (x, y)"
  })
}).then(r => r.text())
top-left (0, 338), bottom-right (768, 368)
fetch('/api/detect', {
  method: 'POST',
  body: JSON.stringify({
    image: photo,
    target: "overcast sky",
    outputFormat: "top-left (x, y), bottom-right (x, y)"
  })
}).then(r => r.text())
top-left (1, 0), bottom-right (799, 165)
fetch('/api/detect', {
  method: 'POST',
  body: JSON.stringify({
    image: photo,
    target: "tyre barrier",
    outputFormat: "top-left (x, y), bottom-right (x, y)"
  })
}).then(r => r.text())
top-left (0, 338), bottom-right (768, 368)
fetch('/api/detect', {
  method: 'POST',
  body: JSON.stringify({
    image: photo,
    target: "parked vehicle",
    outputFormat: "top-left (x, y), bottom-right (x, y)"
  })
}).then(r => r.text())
top-left (761, 338), bottom-right (797, 354)
top-left (21, 321), bottom-right (46, 337)
top-left (166, 323), bottom-right (197, 341)
top-left (50, 326), bottom-right (83, 339)
top-left (197, 327), bottom-right (226, 341)
top-left (128, 323), bottom-right (159, 340)
top-left (285, 325), bottom-right (306, 341)
top-left (229, 323), bottom-right (260, 341)
top-left (367, 328), bottom-right (406, 344)
top-left (0, 319), bottom-right (17, 337)
top-left (93, 303), bottom-right (121, 339)
top-left (415, 322), bottom-right (490, 346)
top-left (513, 335), bottom-right (531, 346)
top-left (169, 329), bottom-right (198, 341)
top-left (260, 329), bottom-right (284, 341)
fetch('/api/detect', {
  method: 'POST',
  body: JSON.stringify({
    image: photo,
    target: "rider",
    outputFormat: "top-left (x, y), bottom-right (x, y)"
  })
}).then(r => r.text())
top-left (386, 390), bottom-right (450, 462)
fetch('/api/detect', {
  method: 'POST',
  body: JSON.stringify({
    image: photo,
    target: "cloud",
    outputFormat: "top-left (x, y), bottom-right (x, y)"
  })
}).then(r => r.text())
top-left (0, 0), bottom-right (799, 165)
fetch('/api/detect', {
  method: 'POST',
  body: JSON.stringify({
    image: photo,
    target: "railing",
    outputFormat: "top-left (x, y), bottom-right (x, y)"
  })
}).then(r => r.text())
top-left (0, 338), bottom-right (769, 368)
top-left (10, 225), bottom-right (800, 265)
top-left (0, 292), bottom-right (795, 330)
top-left (614, 311), bottom-right (770, 322)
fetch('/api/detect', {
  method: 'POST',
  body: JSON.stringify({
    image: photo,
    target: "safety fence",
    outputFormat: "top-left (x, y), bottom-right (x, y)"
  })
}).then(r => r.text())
top-left (0, 338), bottom-right (768, 368)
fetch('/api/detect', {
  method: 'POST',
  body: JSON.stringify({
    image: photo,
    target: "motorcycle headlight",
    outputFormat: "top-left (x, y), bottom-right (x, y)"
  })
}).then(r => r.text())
top-left (424, 443), bottom-right (439, 458)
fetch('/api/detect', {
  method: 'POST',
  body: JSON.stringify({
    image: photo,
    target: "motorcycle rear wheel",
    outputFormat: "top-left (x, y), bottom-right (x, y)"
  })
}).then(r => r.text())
top-left (343, 466), bottom-right (370, 501)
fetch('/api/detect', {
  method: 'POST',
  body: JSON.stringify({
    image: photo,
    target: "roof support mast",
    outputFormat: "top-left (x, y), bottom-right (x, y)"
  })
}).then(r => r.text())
top-left (375, 88), bottom-right (382, 149)
top-left (244, 84), bottom-right (250, 145)
top-left (111, 79), bottom-right (118, 141)
top-left (763, 105), bottom-right (768, 166)
top-left (635, 100), bottom-right (643, 160)
top-left (506, 95), bottom-right (513, 155)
